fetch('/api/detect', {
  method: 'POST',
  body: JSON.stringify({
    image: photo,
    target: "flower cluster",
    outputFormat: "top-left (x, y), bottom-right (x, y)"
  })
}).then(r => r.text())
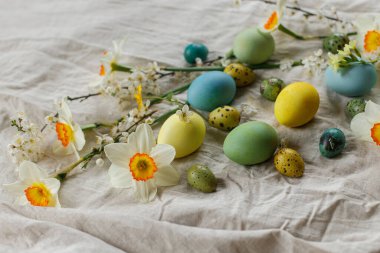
top-left (301, 49), bottom-right (328, 75)
top-left (327, 41), bottom-right (362, 71)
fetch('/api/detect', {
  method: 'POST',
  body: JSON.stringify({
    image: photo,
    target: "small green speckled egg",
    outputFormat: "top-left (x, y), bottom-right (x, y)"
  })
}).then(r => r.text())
top-left (322, 34), bottom-right (349, 54)
top-left (345, 98), bottom-right (366, 118)
top-left (274, 148), bottom-right (304, 178)
top-left (260, 78), bottom-right (284, 101)
top-left (187, 164), bottom-right (217, 193)
top-left (208, 106), bottom-right (240, 131)
top-left (224, 63), bottom-right (255, 87)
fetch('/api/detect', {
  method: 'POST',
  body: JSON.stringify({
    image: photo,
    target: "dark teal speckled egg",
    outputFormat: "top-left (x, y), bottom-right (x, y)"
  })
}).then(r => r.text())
top-left (319, 128), bottom-right (346, 158)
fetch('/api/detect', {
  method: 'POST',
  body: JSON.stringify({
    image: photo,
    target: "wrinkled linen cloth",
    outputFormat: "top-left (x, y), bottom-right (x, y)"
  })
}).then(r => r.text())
top-left (1, 0), bottom-right (380, 252)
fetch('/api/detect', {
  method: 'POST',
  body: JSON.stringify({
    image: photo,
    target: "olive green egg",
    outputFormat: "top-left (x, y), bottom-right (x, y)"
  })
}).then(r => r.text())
top-left (209, 106), bottom-right (240, 131)
top-left (322, 34), bottom-right (349, 54)
top-left (260, 77), bottom-right (284, 101)
top-left (223, 121), bottom-right (279, 165)
top-left (345, 98), bottom-right (366, 118)
top-left (187, 164), bottom-right (217, 193)
top-left (224, 63), bottom-right (256, 87)
top-left (233, 27), bottom-right (275, 65)
top-left (274, 148), bottom-right (304, 177)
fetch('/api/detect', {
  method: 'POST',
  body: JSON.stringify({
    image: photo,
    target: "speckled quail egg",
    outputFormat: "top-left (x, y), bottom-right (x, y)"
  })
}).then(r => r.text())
top-left (208, 106), bottom-right (240, 131)
top-left (322, 34), bottom-right (349, 54)
top-left (224, 63), bottom-right (256, 87)
top-left (274, 148), bottom-right (304, 178)
top-left (187, 164), bottom-right (217, 193)
top-left (260, 77), bottom-right (284, 101)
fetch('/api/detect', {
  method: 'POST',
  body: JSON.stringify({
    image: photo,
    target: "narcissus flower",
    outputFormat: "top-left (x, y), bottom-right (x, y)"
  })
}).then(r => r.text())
top-left (261, 0), bottom-right (287, 32)
top-left (104, 124), bottom-right (179, 202)
top-left (100, 38), bottom-right (127, 77)
top-left (351, 100), bottom-right (380, 146)
top-left (3, 161), bottom-right (61, 207)
top-left (364, 30), bottom-right (380, 53)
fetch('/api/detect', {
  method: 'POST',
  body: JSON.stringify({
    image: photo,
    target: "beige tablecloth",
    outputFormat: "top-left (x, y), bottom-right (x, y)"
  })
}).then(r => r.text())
top-left (1, 0), bottom-right (380, 252)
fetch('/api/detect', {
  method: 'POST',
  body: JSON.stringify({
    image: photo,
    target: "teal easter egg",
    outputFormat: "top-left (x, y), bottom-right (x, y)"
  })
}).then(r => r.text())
top-left (223, 121), bottom-right (279, 165)
top-left (232, 27), bottom-right (275, 65)
top-left (319, 128), bottom-right (346, 158)
top-left (188, 71), bottom-right (236, 111)
top-left (325, 64), bottom-right (377, 97)
top-left (184, 43), bottom-right (209, 64)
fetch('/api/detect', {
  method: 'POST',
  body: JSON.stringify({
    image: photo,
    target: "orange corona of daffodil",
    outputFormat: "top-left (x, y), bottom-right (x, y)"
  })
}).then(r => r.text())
top-left (264, 11), bottom-right (279, 31)
top-left (364, 30), bottom-right (380, 53)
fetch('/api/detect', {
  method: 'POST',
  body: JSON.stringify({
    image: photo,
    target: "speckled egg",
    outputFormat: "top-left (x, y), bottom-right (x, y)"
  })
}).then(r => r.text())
top-left (325, 64), bottom-right (377, 97)
top-left (319, 128), bottom-right (346, 158)
top-left (223, 121), bottom-right (279, 165)
top-left (187, 164), bottom-right (217, 193)
top-left (260, 77), bottom-right (284, 101)
top-left (208, 106), bottom-right (240, 131)
top-left (274, 82), bottom-right (320, 127)
top-left (187, 71), bottom-right (236, 111)
top-left (274, 148), bottom-right (304, 178)
top-left (157, 112), bottom-right (206, 158)
top-left (345, 98), bottom-right (366, 118)
top-left (322, 34), bottom-right (349, 54)
top-left (184, 43), bottom-right (209, 64)
top-left (224, 63), bottom-right (255, 87)
top-left (233, 27), bottom-right (275, 65)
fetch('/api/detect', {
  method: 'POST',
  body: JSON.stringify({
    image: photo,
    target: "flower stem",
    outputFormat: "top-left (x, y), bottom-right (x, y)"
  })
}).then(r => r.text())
top-left (150, 83), bottom-right (191, 105)
top-left (111, 63), bottom-right (132, 73)
top-left (81, 123), bottom-right (114, 131)
top-left (152, 107), bottom-right (179, 125)
top-left (278, 24), bottom-right (357, 40)
top-left (162, 66), bottom-right (224, 72)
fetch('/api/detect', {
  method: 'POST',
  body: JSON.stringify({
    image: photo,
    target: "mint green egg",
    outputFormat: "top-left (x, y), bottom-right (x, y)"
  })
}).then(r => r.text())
top-left (223, 121), bottom-right (279, 165)
top-left (233, 27), bottom-right (275, 65)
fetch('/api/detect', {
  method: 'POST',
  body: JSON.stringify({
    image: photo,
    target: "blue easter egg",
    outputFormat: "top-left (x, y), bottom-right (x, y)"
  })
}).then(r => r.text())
top-left (187, 71), bottom-right (236, 111)
top-left (184, 43), bottom-right (209, 64)
top-left (319, 128), bottom-right (346, 158)
top-left (325, 64), bottom-right (377, 97)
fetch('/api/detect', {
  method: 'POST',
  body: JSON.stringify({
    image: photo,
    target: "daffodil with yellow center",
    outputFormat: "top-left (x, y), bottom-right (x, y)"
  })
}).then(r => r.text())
top-left (104, 124), bottom-right (179, 202)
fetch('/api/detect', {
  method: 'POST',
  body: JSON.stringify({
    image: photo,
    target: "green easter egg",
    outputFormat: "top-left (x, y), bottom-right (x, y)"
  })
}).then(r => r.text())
top-left (208, 106), bottom-right (240, 131)
top-left (345, 98), bottom-right (366, 118)
top-left (322, 34), bottom-right (349, 54)
top-left (223, 121), bottom-right (279, 165)
top-left (187, 164), bottom-right (217, 193)
top-left (233, 27), bottom-right (275, 65)
top-left (260, 77), bottom-right (284, 101)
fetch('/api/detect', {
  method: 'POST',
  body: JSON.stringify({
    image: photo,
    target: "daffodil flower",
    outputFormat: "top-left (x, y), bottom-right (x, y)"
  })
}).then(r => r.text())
top-left (364, 30), bottom-right (380, 53)
top-left (3, 161), bottom-right (61, 207)
top-left (351, 100), bottom-right (380, 146)
top-left (104, 124), bottom-right (179, 202)
top-left (53, 99), bottom-right (85, 158)
top-left (176, 105), bottom-right (193, 123)
top-left (354, 17), bottom-right (380, 54)
top-left (100, 38), bottom-right (127, 77)
top-left (261, 0), bottom-right (287, 32)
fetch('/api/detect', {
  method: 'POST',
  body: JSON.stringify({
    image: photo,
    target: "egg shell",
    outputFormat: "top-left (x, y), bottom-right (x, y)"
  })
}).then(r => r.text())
top-left (223, 121), bottom-right (279, 165)
top-left (322, 34), bottom-right (349, 54)
top-left (184, 43), bottom-right (209, 64)
top-left (224, 63), bottom-right (255, 87)
top-left (274, 82), bottom-right (320, 127)
top-left (208, 106), bottom-right (240, 131)
top-left (260, 78), bottom-right (284, 101)
top-left (345, 98), bottom-right (366, 118)
top-left (157, 112), bottom-right (206, 158)
top-left (187, 164), bottom-right (217, 193)
top-left (325, 64), bottom-right (377, 97)
top-left (319, 128), bottom-right (346, 158)
top-left (233, 27), bottom-right (275, 65)
top-left (274, 148), bottom-right (304, 177)
top-left (187, 71), bottom-right (236, 111)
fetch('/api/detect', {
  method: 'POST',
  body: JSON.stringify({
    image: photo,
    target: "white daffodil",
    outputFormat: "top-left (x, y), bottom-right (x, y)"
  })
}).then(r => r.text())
top-left (351, 100), bottom-right (380, 146)
top-left (100, 37), bottom-right (127, 77)
top-left (176, 105), bottom-right (193, 123)
top-left (53, 99), bottom-right (85, 158)
top-left (354, 16), bottom-right (380, 53)
top-left (104, 124), bottom-right (179, 203)
top-left (3, 161), bottom-right (61, 207)
top-left (260, 0), bottom-right (287, 32)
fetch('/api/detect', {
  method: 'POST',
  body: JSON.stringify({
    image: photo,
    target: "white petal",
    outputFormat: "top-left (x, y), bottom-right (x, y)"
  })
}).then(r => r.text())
top-left (108, 164), bottom-right (133, 188)
top-left (52, 195), bottom-right (61, 207)
top-left (364, 101), bottom-right (380, 123)
top-left (104, 143), bottom-right (135, 168)
top-left (155, 165), bottom-right (180, 187)
top-left (277, 0), bottom-right (287, 19)
top-left (57, 99), bottom-right (72, 122)
top-left (73, 123), bottom-right (85, 151)
top-left (42, 178), bottom-right (61, 195)
top-left (3, 181), bottom-right (26, 194)
top-left (150, 144), bottom-right (176, 167)
top-left (19, 161), bottom-right (47, 182)
top-left (16, 195), bottom-right (29, 206)
top-left (134, 180), bottom-right (157, 203)
top-left (351, 112), bottom-right (373, 141)
top-left (52, 140), bottom-right (74, 156)
top-left (135, 124), bottom-right (155, 154)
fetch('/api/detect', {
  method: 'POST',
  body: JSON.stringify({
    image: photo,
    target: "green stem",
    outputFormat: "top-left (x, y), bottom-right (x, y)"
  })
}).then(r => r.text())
top-left (152, 108), bottom-right (179, 125)
top-left (162, 66), bottom-right (224, 72)
top-left (150, 83), bottom-right (191, 105)
top-left (81, 123), bottom-right (113, 131)
top-left (279, 24), bottom-right (357, 40)
top-left (111, 63), bottom-right (132, 73)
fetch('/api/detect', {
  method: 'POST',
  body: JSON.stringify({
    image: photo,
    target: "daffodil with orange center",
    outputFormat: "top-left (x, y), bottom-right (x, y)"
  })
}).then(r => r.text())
top-left (364, 30), bottom-right (380, 53)
top-left (261, 0), bottom-right (287, 32)
top-left (104, 124), bottom-right (179, 202)
top-left (351, 100), bottom-right (380, 146)
top-left (4, 161), bottom-right (61, 207)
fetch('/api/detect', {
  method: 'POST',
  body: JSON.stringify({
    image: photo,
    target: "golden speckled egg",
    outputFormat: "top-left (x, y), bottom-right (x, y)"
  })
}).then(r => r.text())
top-left (274, 148), bottom-right (304, 178)
top-left (224, 63), bottom-right (255, 87)
top-left (208, 106), bottom-right (240, 131)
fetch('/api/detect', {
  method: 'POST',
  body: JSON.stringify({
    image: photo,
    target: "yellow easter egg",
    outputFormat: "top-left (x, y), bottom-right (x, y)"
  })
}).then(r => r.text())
top-left (274, 82), bottom-right (319, 127)
top-left (224, 63), bottom-right (255, 87)
top-left (157, 112), bottom-right (206, 158)
top-left (274, 148), bottom-right (304, 177)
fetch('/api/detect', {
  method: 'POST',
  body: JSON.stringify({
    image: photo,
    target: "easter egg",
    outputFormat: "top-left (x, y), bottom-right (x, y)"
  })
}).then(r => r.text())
top-left (184, 43), bottom-right (209, 64)
top-left (322, 34), bottom-right (349, 54)
top-left (187, 164), bottom-right (217, 193)
top-left (233, 27), bottom-right (275, 65)
top-left (223, 121), bottom-right (279, 165)
top-left (260, 77), bottom-right (284, 101)
top-left (274, 82), bottom-right (320, 127)
top-left (187, 71), bottom-right (236, 111)
top-left (319, 128), bottom-right (346, 158)
top-left (224, 63), bottom-right (255, 87)
top-left (325, 64), bottom-right (377, 97)
top-left (345, 98), bottom-right (366, 118)
top-left (274, 148), bottom-right (304, 177)
top-left (157, 112), bottom-right (206, 158)
top-left (209, 106), bottom-right (240, 131)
